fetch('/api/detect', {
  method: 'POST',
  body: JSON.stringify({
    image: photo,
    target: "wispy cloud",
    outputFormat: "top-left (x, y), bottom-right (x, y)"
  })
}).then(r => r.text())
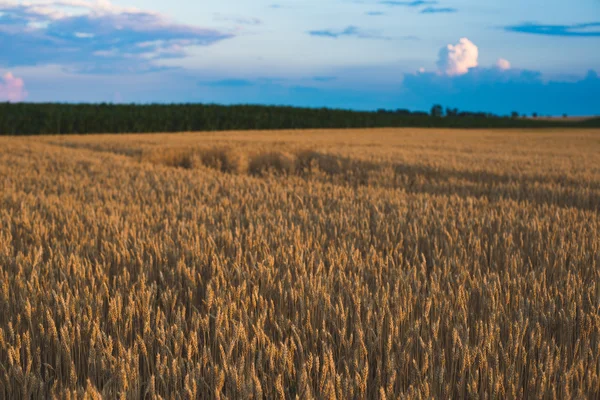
top-left (0, 0), bottom-right (233, 72)
top-left (213, 13), bottom-right (262, 26)
top-left (421, 7), bottom-right (457, 14)
top-left (379, 1), bottom-right (437, 7)
top-left (377, 1), bottom-right (458, 15)
top-left (0, 72), bottom-right (27, 102)
top-left (313, 76), bottom-right (337, 82)
top-left (308, 26), bottom-right (390, 40)
top-left (366, 11), bottom-right (386, 16)
top-left (204, 79), bottom-right (254, 87)
top-left (504, 22), bottom-right (600, 37)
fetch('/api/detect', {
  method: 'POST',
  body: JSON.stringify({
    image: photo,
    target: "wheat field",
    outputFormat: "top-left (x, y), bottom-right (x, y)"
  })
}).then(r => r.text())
top-left (1, 128), bottom-right (599, 399)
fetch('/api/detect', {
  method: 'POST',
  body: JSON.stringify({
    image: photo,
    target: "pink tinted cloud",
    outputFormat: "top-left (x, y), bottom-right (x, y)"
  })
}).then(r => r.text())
top-left (437, 38), bottom-right (479, 76)
top-left (496, 58), bottom-right (511, 70)
top-left (0, 73), bottom-right (27, 102)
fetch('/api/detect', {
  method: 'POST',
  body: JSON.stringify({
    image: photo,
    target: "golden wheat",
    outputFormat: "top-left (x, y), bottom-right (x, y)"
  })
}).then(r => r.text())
top-left (0, 128), bottom-right (599, 399)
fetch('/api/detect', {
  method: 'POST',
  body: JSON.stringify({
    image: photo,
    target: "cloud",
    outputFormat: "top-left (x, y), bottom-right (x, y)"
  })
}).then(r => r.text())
top-left (366, 11), bottom-right (386, 16)
top-left (205, 79), bottom-right (254, 87)
top-left (213, 14), bottom-right (262, 26)
top-left (199, 69), bottom-right (600, 115)
top-left (377, 1), bottom-right (458, 15)
top-left (421, 7), bottom-right (457, 14)
top-left (504, 22), bottom-right (600, 37)
top-left (401, 68), bottom-right (600, 116)
top-left (437, 38), bottom-right (478, 76)
top-left (313, 76), bottom-right (337, 82)
top-left (496, 58), bottom-right (511, 70)
top-left (0, 72), bottom-right (27, 102)
top-left (17, 65), bottom-right (600, 116)
top-left (379, 1), bottom-right (437, 6)
top-left (308, 26), bottom-right (390, 40)
top-left (394, 38), bottom-right (598, 115)
top-left (0, 0), bottom-right (233, 72)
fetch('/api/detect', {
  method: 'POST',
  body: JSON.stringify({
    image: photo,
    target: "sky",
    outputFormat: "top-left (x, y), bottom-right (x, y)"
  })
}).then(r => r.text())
top-left (0, 0), bottom-right (599, 115)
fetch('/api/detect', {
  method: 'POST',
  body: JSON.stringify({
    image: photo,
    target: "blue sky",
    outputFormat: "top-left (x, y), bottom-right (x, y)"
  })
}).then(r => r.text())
top-left (0, 0), bottom-right (599, 115)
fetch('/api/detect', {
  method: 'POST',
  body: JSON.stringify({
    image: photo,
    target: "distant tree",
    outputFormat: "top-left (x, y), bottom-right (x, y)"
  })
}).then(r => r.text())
top-left (431, 104), bottom-right (444, 117)
top-left (511, 111), bottom-right (519, 119)
top-left (563, 114), bottom-right (568, 118)
top-left (458, 111), bottom-right (486, 118)
top-left (532, 112), bottom-right (538, 118)
top-left (0, 102), bottom-right (594, 136)
top-left (446, 107), bottom-right (459, 117)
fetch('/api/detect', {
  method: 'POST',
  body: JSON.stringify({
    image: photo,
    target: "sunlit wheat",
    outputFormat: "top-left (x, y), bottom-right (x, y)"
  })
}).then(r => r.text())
top-left (0, 128), bottom-right (599, 398)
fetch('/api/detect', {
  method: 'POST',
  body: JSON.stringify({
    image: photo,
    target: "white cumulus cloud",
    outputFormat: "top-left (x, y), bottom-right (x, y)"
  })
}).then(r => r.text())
top-left (437, 37), bottom-right (479, 76)
top-left (496, 58), bottom-right (511, 70)
top-left (0, 72), bottom-right (27, 102)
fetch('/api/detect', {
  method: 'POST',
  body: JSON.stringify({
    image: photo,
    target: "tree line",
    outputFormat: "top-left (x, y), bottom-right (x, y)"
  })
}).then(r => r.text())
top-left (1, 102), bottom-right (597, 135)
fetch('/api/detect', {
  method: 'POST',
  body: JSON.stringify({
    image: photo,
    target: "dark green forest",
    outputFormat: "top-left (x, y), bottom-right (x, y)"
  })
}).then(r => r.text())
top-left (1, 102), bottom-right (598, 135)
